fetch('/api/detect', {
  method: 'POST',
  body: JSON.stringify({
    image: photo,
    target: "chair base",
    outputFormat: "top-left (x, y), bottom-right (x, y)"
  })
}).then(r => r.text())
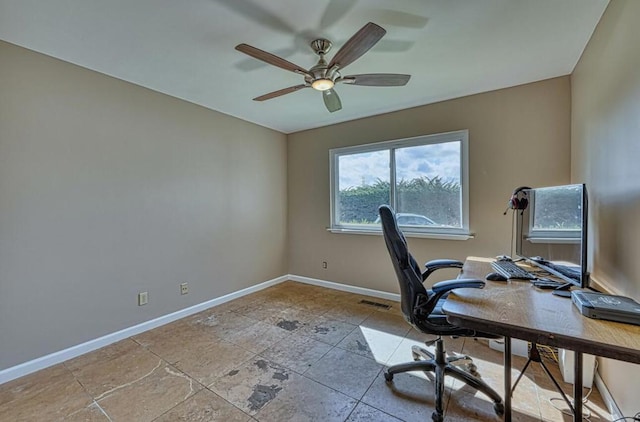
top-left (384, 337), bottom-right (504, 422)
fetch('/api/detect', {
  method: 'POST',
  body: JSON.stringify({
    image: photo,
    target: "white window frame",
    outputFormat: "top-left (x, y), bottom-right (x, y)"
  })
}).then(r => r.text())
top-left (329, 130), bottom-right (471, 239)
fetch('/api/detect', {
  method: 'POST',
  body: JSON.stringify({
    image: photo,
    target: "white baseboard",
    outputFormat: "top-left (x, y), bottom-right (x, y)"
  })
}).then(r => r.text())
top-left (0, 275), bottom-right (288, 385)
top-left (289, 274), bottom-right (401, 302)
top-left (594, 369), bottom-right (623, 421)
top-left (1, 271), bottom-right (626, 422)
top-left (2, 271), bottom-right (625, 421)
top-left (0, 275), bottom-right (398, 385)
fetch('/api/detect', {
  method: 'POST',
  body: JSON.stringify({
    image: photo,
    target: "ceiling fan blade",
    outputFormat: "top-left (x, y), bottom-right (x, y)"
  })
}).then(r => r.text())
top-left (341, 73), bottom-right (411, 86)
top-left (235, 47), bottom-right (298, 72)
top-left (373, 39), bottom-right (414, 53)
top-left (236, 44), bottom-right (309, 75)
top-left (370, 9), bottom-right (428, 29)
top-left (328, 22), bottom-right (386, 70)
top-left (214, 0), bottom-right (295, 35)
top-left (319, 0), bottom-right (358, 29)
top-left (253, 84), bottom-right (308, 101)
top-left (322, 89), bottom-right (342, 113)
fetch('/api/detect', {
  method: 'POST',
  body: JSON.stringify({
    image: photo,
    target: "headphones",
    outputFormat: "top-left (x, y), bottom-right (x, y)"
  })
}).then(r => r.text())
top-left (503, 186), bottom-right (532, 215)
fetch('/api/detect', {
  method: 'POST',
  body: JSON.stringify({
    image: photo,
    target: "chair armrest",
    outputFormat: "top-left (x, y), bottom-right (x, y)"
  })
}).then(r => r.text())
top-left (431, 278), bottom-right (485, 294)
top-left (422, 259), bottom-right (464, 280)
top-left (414, 278), bottom-right (486, 317)
top-left (425, 259), bottom-right (464, 270)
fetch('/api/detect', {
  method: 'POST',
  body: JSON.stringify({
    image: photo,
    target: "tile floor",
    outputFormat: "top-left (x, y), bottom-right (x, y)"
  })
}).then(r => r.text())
top-left (0, 281), bottom-right (612, 421)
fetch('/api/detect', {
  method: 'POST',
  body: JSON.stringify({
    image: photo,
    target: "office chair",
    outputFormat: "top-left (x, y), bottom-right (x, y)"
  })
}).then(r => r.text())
top-left (378, 205), bottom-right (504, 422)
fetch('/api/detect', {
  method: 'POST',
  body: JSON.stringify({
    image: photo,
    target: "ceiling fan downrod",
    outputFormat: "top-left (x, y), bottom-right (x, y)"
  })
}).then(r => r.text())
top-left (308, 39), bottom-right (338, 90)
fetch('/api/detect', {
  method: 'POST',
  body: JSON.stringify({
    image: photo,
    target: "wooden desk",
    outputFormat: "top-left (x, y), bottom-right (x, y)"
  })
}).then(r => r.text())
top-left (442, 257), bottom-right (640, 422)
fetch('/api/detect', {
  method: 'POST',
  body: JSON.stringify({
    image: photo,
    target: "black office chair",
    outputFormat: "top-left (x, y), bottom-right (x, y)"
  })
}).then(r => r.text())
top-left (378, 205), bottom-right (504, 422)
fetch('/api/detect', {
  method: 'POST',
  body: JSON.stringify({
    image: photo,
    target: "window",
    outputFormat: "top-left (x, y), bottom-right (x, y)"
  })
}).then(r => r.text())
top-left (329, 130), bottom-right (470, 238)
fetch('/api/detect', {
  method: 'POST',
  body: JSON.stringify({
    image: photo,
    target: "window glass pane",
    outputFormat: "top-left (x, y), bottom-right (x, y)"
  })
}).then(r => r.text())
top-left (532, 186), bottom-right (582, 233)
top-left (395, 142), bottom-right (461, 227)
top-left (337, 150), bottom-right (390, 225)
top-left (330, 130), bottom-right (469, 235)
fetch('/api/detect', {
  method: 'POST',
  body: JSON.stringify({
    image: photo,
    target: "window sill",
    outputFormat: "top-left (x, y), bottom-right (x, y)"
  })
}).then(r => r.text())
top-left (526, 237), bottom-right (580, 244)
top-left (327, 228), bottom-right (474, 240)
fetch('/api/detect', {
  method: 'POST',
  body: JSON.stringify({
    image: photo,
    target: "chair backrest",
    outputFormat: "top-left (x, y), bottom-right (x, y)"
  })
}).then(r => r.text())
top-left (378, 205), bottom-right (428, 324)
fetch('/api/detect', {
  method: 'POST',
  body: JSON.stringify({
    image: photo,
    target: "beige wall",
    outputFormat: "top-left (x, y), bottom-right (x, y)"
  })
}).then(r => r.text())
top-left (2, 4), bottom-right (636, 411)
top-left (0, 41), bottom-right (287, 370)
top-left (288, 77), bottom-right (571, 293)
top-left (571, 0), bottom-right (640, 415)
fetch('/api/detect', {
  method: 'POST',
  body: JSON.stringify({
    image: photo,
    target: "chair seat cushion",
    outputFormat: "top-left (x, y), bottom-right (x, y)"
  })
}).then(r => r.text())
top-left (413, 297), bottom-right (500, 339)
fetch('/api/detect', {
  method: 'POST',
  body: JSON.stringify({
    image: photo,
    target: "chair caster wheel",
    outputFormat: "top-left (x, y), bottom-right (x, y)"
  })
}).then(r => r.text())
top-left (467, 362), bottom-right (478, 373)
top-left (412, 352), bottom-right (420, 361)
top-left (493, 401), bottom-right (505, 416)
top-left (384, 371), bottom-right (394, 383)
top-left (431, 411), bottom-right (444, 422)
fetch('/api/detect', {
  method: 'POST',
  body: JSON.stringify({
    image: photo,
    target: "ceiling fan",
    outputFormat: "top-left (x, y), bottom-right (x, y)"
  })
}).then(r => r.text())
top-left (235, 22), bottom-right (411, 113)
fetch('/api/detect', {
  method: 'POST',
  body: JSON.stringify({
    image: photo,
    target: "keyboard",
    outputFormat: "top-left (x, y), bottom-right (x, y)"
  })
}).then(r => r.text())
top-left (549, 263), bottom-right (580, 280)
top-left (491, 260), bottom-right (536, 280)
top-left (532, 280), bottom-right (564, 289)
top-left (530, 259), bottom-right (581, 281)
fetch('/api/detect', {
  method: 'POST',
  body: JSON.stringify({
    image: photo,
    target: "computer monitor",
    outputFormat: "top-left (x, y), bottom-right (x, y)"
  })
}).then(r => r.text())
top-left (516, 184), bottom-right (589, 293)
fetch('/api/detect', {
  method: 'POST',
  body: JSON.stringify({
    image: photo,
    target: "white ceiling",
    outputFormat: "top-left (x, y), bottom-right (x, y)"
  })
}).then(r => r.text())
top-left (0, 0), bottom-right (608, 134)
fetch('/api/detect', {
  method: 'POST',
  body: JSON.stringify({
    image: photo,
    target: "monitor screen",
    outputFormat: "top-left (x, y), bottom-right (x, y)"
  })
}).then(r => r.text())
top-left (516, 183), bottom-right (589, 288)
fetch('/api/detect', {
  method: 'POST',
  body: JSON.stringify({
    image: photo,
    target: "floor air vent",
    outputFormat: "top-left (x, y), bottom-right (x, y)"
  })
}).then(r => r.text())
top-left (359, 299), bottom-right (391, 310)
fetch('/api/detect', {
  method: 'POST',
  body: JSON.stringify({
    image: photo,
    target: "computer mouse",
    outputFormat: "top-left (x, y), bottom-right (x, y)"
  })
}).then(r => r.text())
top-left (495, 255), bottom-right (512, 261)
top-left (486, 272), bottom-right (508, 282)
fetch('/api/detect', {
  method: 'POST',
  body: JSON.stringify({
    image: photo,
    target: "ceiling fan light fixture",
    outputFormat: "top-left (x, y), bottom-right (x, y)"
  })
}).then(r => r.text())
top-left (311, 78), bottom-right (334, 91)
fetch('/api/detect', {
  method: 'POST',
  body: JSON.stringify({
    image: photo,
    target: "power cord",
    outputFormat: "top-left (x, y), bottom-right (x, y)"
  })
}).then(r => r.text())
top-left (491, 340), bottom-right (595, 419)
top-left (548, 359), bottom-right (598, 420)
top-left (485, 339), bottom-right (634, 421)
top-left (510, 209), bottom-right (516, 257)
top-left (537, 344), bottom-right (558, 363)
top-left (612, 412), bottom-right (640, 422)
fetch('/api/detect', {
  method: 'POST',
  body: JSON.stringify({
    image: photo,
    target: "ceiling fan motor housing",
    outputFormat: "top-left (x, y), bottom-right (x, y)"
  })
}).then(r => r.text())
top-left (310, 39), bottom-right (332, 56)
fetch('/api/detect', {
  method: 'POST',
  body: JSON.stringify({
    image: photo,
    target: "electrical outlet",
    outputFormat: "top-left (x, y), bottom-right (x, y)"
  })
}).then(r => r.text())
top-left (138, 291), bottom-right (148, 306)
top-left (322, 261), bottom-right (328, 269)
top-left (180, 282), bottom-right (188, 295)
